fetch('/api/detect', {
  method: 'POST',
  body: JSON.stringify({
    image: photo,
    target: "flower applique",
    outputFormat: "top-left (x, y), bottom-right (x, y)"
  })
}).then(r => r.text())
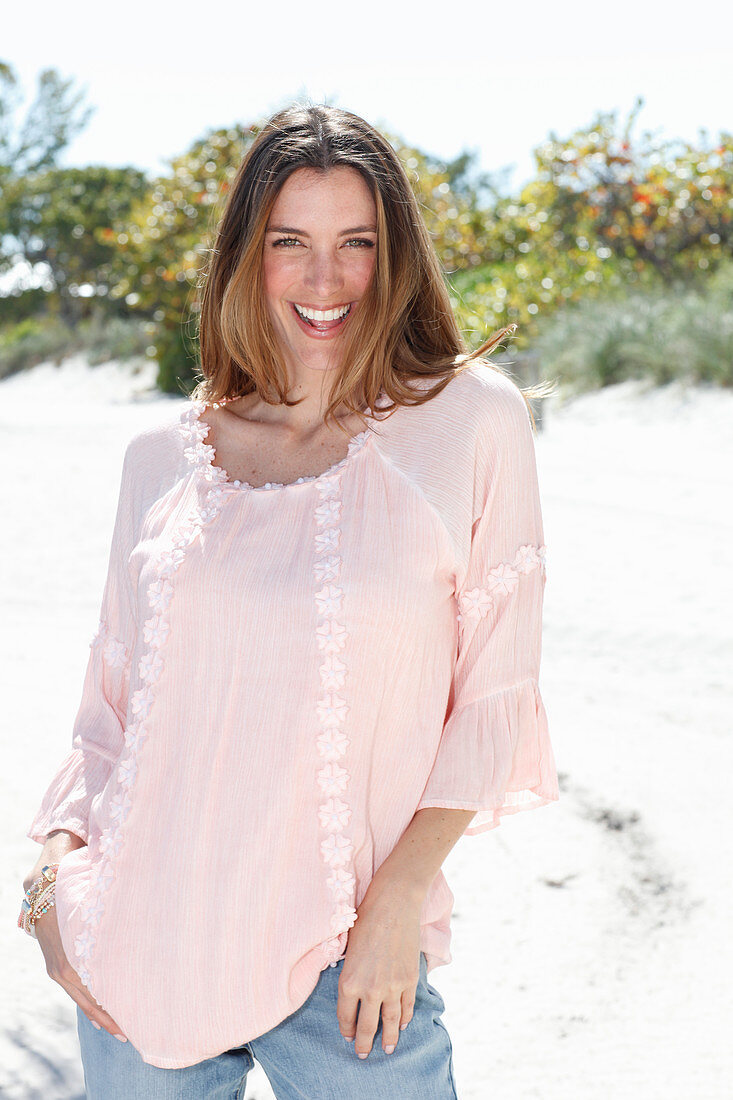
top-left (316, 693), bottom-right (350, 728)
top-left (99, 824), bottom-right (124, 859)
top-left (315, 499), bottom-right (342, 526)
top-left (318, 798), bottom-right (352, 831)
top-left (314, 555), bottom-right (341, 584)
top-left (326, 867), bottom-right (355, 900)
top-left (457, 543), bottom-right (547, 626)
top-left (319, 655), bottom-right (347, 690)
top-left (320, 833), bottom-right (353, 868)
top-left (90, 620), bottom-right (131, 673)
top-left (317, 762), bottom-right (350, 796)
top-left (315, 585), bottom-right (344, 616)
top-left (331, 901), bottom-right (358, 936)
top-left (316, 728), bottom-right (350, 762)
top-left (102, 636), bottom-right (128, 670)
top-left (147, 579), bottom-right (173, 615)
top-left (116, 754), bottom-right (137, 790)
top-left (130, 685), bottom-right (155, 719)
top-left (315, 528), bottom-right (341, 556)
top-left (108, 791), bottom-right (132, 825)
top-left (316, 620), bottom-right (348, 655)
top-left (142, 615), bottom-right (170, 649)
top-left (138, 650), bottom-right (164, 683)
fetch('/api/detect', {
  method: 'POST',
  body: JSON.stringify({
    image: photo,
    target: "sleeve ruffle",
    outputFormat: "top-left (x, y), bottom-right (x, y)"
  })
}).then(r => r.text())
top-left (26, 744), bottom-right (118, 845)
top-left (416, 678), bottom-right (559, 836)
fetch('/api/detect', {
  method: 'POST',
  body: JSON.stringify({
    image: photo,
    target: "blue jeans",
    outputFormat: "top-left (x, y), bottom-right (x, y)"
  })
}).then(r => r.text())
top-left (76, 951), bottom-right (459, 1098)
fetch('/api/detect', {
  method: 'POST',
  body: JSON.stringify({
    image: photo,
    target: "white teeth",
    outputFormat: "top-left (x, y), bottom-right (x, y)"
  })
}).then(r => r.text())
top-left (294, 304), bottom-right (350, 322)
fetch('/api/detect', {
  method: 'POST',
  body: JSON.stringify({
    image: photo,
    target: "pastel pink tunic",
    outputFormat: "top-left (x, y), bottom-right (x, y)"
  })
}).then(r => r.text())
top-left (27, 362), bottom-right (559, 1068)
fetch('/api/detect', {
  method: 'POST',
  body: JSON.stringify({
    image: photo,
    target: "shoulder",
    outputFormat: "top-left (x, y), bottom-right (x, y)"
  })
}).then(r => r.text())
top-left (435, 361), bottom-right (532, 439)
top-left (122, 400), bottom-right (192, 469)
top-left (380, 361), bottom-right (531, 459)
top-left (116, 400), bottom-right (193, 506)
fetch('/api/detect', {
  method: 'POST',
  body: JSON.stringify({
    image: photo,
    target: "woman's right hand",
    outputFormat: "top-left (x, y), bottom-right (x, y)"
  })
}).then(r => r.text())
top-left (33, 891), bottom-right (128, 1042)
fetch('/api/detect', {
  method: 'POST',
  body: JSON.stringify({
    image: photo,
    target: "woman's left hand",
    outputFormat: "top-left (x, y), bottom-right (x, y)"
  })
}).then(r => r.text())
top-left (336, 883), bottom-right (423, 1059)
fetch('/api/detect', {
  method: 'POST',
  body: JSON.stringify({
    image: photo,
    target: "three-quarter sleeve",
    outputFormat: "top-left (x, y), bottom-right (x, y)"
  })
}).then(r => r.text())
top-left (416, 377), bottom-right (559, 836)
top-left (27, 444), bottom-right (138, 845)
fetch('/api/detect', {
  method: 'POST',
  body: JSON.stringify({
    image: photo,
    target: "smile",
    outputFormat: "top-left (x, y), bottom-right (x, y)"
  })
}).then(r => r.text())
top-left (293, 303), bottom-right (351, 324)
top-left (290, 302), bottom-right (353, 338)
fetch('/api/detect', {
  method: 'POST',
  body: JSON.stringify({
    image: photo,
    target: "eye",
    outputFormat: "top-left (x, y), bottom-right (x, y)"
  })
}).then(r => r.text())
top-left (272, 237), bottom-right (302, 248)
top-left (344, 238), bottom-right (375, 248)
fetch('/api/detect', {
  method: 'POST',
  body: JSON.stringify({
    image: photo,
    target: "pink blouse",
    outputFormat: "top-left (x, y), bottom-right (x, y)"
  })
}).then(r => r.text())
top-left (27, 361), bottom-right (559, 1068)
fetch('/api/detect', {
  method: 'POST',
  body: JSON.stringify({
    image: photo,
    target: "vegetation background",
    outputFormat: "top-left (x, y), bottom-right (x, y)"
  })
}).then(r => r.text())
top-left (1, 61), bottom-right (731, 395)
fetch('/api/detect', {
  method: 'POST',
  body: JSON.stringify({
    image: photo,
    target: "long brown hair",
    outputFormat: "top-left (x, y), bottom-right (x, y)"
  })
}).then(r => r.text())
top-left (192, 103), bottom-right (551, 433)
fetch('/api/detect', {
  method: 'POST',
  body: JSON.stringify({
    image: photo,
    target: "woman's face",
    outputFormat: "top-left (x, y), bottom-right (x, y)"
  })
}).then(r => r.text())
top-left (262, 166), bottom-right (378, 379)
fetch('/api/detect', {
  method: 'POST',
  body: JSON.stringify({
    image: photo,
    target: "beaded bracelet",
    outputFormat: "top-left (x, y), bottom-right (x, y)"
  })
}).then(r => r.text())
top-left (18, 864), bottom-right (60, 939)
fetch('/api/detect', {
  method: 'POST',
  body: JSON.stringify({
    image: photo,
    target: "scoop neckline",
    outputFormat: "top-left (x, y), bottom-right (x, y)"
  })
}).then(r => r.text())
top-left (181, 396), bottom-right (381, 494)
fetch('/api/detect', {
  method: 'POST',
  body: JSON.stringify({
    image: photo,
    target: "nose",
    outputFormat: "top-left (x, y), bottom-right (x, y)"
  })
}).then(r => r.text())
top-left (303, 248), bottom-right (345, 300)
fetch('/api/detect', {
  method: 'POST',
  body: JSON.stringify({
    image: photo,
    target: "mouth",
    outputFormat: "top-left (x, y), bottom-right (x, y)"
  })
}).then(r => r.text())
top-left (290, 301), bottom-right (353, 338)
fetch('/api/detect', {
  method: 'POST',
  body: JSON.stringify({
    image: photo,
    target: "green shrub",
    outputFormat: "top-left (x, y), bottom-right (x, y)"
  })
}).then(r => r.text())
top-left (528, 268), bottom-right (733, 391)
top-left (0, 311), bottom-right (151, 379)
top-left (0, 316), bottom-right (73, 378)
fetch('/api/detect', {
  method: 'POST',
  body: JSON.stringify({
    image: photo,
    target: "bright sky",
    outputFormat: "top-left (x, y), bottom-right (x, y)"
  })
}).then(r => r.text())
top-left (4, 0), bottom-right (733, 195)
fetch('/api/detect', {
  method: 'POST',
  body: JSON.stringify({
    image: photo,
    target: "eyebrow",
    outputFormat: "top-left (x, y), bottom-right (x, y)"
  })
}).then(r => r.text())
top-left (265, 225), bottom-right (378, 236)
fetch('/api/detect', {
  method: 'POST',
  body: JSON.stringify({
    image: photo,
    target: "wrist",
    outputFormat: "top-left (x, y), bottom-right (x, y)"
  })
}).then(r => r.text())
top-left (24, 831), bottom-right (86, 892)
top-left (362, 865), bottom-right (427, 911)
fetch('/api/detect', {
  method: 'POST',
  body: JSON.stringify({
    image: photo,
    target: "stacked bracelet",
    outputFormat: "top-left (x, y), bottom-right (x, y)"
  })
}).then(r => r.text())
top-left (18, 864), bottom-right (60, 939)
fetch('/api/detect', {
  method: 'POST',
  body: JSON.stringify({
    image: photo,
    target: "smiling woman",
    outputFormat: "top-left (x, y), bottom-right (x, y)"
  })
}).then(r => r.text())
top-left (262, 167), bottom-right (378, 352)
top-left (195, 104), bottom-right (526, 434)
top-left (22, 103), bottom-right (558, 1100)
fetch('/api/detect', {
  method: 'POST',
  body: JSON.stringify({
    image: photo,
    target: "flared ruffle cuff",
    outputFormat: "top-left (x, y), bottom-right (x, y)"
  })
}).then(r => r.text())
top-left (26, 746), bottom-right (116, 845)
top-left (416, 678), bottom-right (559, 836)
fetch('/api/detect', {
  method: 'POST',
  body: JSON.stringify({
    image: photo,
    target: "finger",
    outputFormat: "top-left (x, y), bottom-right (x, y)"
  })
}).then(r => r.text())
top-left (55, 974), bottom-right (127, 1041)
top-left (380, 998), bottom-right (402, 1054)
top-left (35, 914), bottom-right (128, 1041)
top-left (336, 981), bottom-right (359, 1042)
top-left (354, 997), bottom-right (381, 1059)
top-left (400, 988), bottom-right (415, 1031)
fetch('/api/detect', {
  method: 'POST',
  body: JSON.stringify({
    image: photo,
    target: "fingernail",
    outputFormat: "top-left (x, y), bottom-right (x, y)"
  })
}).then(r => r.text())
top-left (114, 1034), bottom-right (127, 1042)
top-left (91, 1021), bottom-right (102, 1030)
top-left (343, 1035), bottom-right (354, 1042)
top-left (400, 1023), bottom-right (408, 1030)
top-left (384, 1044), bottom-right (395, 1054)
top-left (357, 1052), bottom-right (368, 1059)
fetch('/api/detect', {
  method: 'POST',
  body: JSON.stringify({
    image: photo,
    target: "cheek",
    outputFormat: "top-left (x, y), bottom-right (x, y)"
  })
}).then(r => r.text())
top-left (262, 252), bottom-right (301, 304)
top-left (262, 255), bottom-right (284, 302)
top-left (352, 252), bottom-right (377, 293)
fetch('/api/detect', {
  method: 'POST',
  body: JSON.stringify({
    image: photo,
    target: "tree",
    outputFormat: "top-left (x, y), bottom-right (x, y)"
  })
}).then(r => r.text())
top-left (105, 124), bottom-right (259, 393)
top-left (0, 62), bottom-right (93, 183)
top-left (0, 61), bottom-right (98, 320)
top-left (447, 98), bottom-right (733, 345)
top-left (2, 165), bottom-right (149, 323)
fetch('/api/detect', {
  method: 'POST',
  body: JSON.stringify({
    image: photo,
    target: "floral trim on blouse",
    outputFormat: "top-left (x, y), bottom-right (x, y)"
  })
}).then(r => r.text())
top-left (313, 471), bottom-right (359, 967)
top-left (90, 619), bottom-right (131, 671)
top-left (73, 415), bottom-right (232, 991)
top-left (181, 399), bottom-right (374, 492)
top-left (457, 544), bottom-right (547, 626)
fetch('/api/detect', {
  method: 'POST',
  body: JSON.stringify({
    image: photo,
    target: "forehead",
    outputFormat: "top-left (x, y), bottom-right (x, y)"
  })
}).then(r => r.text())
top-left (268, 166), bottom-right (376, 222)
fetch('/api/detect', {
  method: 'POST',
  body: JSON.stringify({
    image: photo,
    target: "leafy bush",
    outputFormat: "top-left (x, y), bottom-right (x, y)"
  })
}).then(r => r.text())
top-left (0, 316), bottom-right (73, 377)
top-left (0, 311), bottom-right (150, 378)
top-left (528, 263), bottom-right (733, 391)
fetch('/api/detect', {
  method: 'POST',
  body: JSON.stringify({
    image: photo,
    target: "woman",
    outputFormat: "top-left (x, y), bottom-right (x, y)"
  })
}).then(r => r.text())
top-left (20, 104), bottom-right (559, 1098)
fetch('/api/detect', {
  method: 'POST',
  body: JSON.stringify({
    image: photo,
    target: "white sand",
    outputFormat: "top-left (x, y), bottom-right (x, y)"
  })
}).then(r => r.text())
top-left (2, 355), bottom-right (731, 1098)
